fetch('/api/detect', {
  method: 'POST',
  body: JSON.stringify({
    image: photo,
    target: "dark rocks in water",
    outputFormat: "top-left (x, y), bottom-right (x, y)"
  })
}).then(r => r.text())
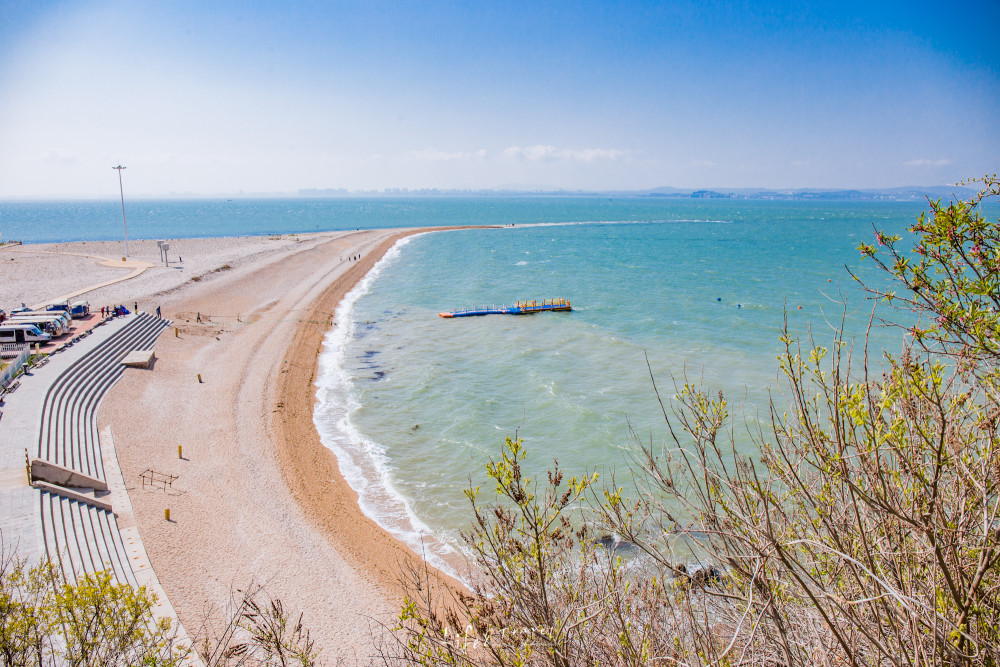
top-left (673, 562), bottom-right (723, 587)
top-left (371, 370), bottom-right (387, 381)
top-left (596, 534), bottom-right (616, 549)
top-left (691, 565), bottom-right (722, 586)
top-left (595, 534), bottom-right (637, 553)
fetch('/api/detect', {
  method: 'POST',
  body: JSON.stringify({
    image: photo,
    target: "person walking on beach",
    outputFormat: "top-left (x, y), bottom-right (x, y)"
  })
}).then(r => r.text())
top-left (156, 305), bottom-right (162, 318)
top-left (196, 312), bottom-right (202, 323)
top-left (134, 301), bottom-right (138, 313)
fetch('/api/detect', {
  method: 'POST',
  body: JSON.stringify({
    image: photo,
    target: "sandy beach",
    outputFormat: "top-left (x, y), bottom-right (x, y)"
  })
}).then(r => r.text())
top-left (2, 229), bottom-right (467, 662)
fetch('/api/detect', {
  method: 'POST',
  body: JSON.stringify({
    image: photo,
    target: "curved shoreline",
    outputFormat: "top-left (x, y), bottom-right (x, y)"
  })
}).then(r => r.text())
top-left (272, 227), bottom-right (474, 599)
top-left (21, 228), bottom-right (481, 658)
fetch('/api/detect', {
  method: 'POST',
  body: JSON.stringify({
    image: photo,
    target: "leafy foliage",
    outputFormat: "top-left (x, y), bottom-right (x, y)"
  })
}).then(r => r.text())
top-left (0, 543), bottom-right (186, 666)
top-left (0, 542), bottom-right (318, 667)
top-left (858, 174), bottom-right (1000, 361)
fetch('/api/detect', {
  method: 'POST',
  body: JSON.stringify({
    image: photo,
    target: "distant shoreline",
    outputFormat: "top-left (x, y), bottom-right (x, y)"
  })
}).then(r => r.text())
top-left (0, 198), bottom-right (946, 246)
top-left (0, 183), bottom-right (978, 203)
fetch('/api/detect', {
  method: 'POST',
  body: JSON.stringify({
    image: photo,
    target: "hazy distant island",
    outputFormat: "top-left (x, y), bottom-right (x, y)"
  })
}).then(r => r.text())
top-left (298, 184), bottom-right (979, 201)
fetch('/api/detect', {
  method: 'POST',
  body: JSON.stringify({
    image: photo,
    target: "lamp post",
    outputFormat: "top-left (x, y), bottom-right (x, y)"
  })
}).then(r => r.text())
top-left (113, 165), bottom-right (129, 258)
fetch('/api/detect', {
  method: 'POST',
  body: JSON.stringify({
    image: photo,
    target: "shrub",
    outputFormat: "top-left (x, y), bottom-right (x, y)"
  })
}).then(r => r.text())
top-left (388, 178), bottom-right (1000, 666)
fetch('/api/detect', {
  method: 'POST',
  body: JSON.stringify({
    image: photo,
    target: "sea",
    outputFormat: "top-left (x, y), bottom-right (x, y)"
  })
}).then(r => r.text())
top-left (4, 196), bottom-right (967, 574)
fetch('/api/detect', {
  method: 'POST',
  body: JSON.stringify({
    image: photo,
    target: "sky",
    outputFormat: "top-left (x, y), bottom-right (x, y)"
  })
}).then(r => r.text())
top-left (0, 0), bottom-right (997, 198)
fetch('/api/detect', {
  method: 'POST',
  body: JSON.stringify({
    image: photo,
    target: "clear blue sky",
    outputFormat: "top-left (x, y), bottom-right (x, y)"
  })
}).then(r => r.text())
top-left (0, 0), bottom-right (996, 197)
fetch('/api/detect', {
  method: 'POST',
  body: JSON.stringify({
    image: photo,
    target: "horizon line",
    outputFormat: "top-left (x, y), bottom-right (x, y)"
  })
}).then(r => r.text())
top-left (0, 182), bottom-right (977, 202)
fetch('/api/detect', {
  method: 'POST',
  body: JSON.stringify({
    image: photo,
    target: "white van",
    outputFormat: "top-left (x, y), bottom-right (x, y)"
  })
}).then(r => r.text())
top-left (6, 313), bottom-right (69, 336)
top-left (10, 310), bottom-right (73, 335)
top-left (0, 323), bottom-right (52, 344)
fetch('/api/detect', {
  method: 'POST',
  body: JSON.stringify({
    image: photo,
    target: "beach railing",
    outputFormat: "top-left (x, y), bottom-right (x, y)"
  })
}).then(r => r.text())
top-left (1, 342), bottom-right (30, 358)
top-left (0, 344), bottom-right (30, 390)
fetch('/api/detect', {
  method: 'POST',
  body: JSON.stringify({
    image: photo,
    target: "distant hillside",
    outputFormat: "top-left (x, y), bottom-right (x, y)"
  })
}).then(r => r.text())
top-left (638, 185), bottom-right (980, 201)
top-left (298, 185), bottom-right (982, 201)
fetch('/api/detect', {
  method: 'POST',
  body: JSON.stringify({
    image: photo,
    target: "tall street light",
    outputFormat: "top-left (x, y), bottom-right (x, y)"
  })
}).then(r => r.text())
top-left (113, 165), bottom-right (129, 258)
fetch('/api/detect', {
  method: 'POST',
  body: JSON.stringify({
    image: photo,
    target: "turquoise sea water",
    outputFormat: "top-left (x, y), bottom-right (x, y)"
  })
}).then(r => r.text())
top-left (309, 199), bottom-right (937, 572)
top-left (0, 196), bottom-right (895, 243)
top-left (8, 196), bottom-right (970, 574)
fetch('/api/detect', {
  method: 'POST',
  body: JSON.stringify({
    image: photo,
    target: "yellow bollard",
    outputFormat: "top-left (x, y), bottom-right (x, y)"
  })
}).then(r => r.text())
top-left (178, 445), bottom-right (183, 459)
top-left (197, 373), bottom-right (202, 383)
top-left (165, 508), bottom-right (170, 521)
top-left (175, 327), bottom-right (178, 337)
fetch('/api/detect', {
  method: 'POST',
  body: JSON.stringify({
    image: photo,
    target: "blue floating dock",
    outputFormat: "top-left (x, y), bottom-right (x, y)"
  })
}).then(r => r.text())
top-left (439, 298), bottom-right (571, 318)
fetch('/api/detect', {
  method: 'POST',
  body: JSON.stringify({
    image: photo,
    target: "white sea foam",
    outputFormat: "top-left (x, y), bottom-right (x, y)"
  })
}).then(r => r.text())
top-left (313, 236), bottom-right (466, 581)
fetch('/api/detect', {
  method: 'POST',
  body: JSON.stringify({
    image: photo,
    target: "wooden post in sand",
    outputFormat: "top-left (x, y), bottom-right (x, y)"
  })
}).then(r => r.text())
top-left (178, 445), bottom-right (183, 459)
top-left (165, 508), bottom-right (170, 521)
top-left (197, 374), bottom-right (202, 383)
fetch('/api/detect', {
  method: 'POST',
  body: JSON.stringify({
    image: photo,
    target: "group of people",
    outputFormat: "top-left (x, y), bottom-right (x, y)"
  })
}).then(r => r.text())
top-left (346, 254), bottom-right (362, 261)
top-left (100, 303), bottom-right (163, 319)
top-left (100, 305), bottom-right (131, 318)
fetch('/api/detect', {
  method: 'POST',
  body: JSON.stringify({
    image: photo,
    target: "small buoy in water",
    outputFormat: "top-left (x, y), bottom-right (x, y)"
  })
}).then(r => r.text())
top-left (828, 279), bottom-right (831, 282)
top-left (798, 306), bottom-right (802, 309)
top-left (717, 297), bottom-right (722, 302)
top-left (737, 304), bottom-right (742, 308)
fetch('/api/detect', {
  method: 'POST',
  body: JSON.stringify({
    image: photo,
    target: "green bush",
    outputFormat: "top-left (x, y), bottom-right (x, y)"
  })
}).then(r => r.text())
top-left (0, 545), bottom-right (185, 666)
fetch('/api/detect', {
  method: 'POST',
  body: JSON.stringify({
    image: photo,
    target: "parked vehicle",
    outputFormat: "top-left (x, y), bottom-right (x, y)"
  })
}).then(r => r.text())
top-left (17, 309), bottom-right (71, 326)
top-left (69, 300), bottom-right (90, 318)
top-left (0, 323), bottom-right (52, 344)
top-left (6, 311), bottom-right (70, 335)
top-left (44, 300), bottom-right (89, 318)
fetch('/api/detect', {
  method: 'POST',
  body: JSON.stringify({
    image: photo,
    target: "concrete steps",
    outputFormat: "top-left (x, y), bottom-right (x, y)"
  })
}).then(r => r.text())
top-left (37, 313), bottom-right (169, 481)
top-left (32, 312), bottom-right (168, 585)
top-left (38, 487), bottom-right (138, 587)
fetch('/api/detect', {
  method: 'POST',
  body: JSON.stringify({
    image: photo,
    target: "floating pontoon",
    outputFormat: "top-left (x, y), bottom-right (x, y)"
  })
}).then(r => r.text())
top-left (439, 298), bottom-right (571, 318)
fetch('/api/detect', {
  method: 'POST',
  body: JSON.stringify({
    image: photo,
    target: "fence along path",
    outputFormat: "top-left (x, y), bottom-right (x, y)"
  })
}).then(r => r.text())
top-left (36, 313), bottom-right (168, 480)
